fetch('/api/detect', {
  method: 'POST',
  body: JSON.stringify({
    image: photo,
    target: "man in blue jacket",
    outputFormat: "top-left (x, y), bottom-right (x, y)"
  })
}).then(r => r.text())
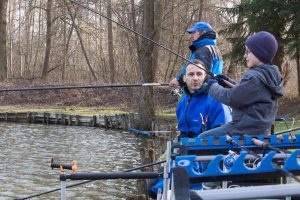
top-left (176, 59), bottom-right (231, 138)
top-left (148, 60), bottom-right (231, 198)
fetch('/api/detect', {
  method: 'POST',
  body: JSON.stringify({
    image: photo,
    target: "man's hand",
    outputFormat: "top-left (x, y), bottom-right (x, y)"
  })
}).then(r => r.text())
top-left (169, 78), bottom-right (180, 88)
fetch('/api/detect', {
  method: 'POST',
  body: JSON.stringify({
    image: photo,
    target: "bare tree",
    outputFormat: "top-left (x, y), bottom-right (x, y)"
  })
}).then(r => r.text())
top-left (0, 0), bottom-right (8, 81)
top-left (136, 0), bottom-right (155, 130)
top-left (41, 0), bottom-right (53, 80)
top-left (65, 0), bottom-right (97, 81)
top-left (106, 0), bottom-right (115, 83)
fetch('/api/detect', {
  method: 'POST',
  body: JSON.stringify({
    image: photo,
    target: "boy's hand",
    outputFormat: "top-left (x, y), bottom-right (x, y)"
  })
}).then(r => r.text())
top-left (207, 78), bottom-right (218, 90)
top-left (216, 75), bottom-right (236, 87)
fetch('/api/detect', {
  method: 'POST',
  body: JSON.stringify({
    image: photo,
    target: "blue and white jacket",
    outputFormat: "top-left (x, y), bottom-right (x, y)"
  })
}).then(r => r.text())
top-left (177, 32), bottom-right (223, 85)
top-left (176, 86), bottom-right (232, 137)
top-left (149, 87), bottom-right (231, 196)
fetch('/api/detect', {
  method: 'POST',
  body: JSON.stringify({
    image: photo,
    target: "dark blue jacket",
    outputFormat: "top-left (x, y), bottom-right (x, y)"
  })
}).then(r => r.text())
top-left (148, 87), bottom-right (231, 197)
top-left (209, 64), bottom-right (284, 136)
top-left (176, 87), bottom-right (232, 137)
top-left (176, 32), bottom-right (223, 85)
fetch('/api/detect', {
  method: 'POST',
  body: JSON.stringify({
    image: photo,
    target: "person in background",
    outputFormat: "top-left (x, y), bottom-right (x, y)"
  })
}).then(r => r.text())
top-left (169, 22), bottom-right (223, 88)
top-left (199, 31), bottom-right (284, 139)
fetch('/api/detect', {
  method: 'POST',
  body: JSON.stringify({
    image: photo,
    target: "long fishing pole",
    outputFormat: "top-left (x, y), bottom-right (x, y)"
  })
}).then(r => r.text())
top-left (0, 83), bottom-right (168, 93)
top-left (68, 0), bottom-right (214, 77)
top-left (15, 160), bottom-right (166, 200)
top-left (274, 127), bottom-right (300, 135)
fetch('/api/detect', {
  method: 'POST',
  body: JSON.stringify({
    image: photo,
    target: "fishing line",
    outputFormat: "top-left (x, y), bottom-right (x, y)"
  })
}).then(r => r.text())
top-left (15, 160), bottom-right (166, 200)
top-left (68, 0), bottom-right (213, 77)
top-left (274, 127), bottom-right (300, 135)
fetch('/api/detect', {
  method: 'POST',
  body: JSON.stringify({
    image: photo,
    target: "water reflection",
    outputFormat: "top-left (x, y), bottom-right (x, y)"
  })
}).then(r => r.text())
top-left (0, 123), bottom-right (144, 199)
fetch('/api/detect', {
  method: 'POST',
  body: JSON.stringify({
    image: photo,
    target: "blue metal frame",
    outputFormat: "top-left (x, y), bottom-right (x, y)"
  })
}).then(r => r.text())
top-left (180, 134), bottom-right (300, 151)
top-left (175, 150), bottom-right (300, 179)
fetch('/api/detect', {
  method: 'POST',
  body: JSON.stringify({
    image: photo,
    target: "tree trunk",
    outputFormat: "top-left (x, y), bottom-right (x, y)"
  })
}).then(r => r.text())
top-left (41, 0), bottom-right (52, 80)
top-left (130, 0), bottom-right (141, 77)
top-left (0, 0), bottom-right (8, 81)
top-left (32, 0), bottom-right (42, 78)
top-left (152, 0), bottom-right (163, 79)
top-left (8, 0), bottom-right (13, 78)
top-left (273, 45), bottom-right (284, 73)
top-left (197, 0), bottom-right (204, 21)
top-left (65, 0), bottom-right (97, 81)
top-left (107, 0), bottom-right (115, 83)
top-left (137, 0), bottom-right (155, 130)
top-left (227, 15), bottom-right (244, 79)
top-left (296, 34), bottom-right (300, 97)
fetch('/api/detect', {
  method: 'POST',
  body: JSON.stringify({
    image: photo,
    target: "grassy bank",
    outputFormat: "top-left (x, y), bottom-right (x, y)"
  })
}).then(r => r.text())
top-left (0, 105), bottom-right (298, 134)
top-left (0, 106), bottom-right (127, 116)
top-left (0, 106), bottom-right (176, 120)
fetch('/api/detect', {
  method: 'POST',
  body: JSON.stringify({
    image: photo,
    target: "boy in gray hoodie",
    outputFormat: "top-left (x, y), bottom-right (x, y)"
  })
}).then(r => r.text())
top-left (199, 31), bottom-right (284, 138)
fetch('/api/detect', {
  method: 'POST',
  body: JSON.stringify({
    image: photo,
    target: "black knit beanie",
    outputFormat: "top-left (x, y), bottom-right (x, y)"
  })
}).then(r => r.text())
top-left (245, 31), bottom-right (278, 64)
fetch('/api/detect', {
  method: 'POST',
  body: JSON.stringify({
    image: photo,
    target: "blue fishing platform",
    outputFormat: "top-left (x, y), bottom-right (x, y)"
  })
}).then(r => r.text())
top-left (165, 134), bottom-right (300, 200)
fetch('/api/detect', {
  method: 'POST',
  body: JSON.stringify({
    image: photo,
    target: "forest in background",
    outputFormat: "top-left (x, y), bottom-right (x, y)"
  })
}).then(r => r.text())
top-left (0, 0), bottom-right (299, 129)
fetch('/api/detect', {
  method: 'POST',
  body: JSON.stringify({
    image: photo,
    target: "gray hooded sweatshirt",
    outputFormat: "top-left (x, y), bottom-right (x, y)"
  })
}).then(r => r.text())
top-left (209, 64), bottom-right (284, 136)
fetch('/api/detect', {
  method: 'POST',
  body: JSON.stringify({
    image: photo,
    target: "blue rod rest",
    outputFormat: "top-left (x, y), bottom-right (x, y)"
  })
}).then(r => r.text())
top-left (275, 117), bottom-right (294, 121)
top-left (284, 149), bottom-right (300, 171)
top-left (180, 134), bottom-right (300, 150)
top-left (175, 150), bottom-right (300, 178)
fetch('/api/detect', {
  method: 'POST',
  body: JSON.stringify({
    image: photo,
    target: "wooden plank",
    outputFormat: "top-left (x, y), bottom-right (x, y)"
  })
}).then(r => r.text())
top-left (0, 112), bottom-right (134, 131)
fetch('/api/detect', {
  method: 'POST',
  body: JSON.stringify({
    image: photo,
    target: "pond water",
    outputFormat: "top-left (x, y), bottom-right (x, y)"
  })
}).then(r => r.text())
top-left (0, 123), bottom-right (145, 200)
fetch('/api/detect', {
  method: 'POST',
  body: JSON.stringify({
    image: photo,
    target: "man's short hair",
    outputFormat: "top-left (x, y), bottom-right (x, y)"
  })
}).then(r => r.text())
top-left (186, 59), bottom-right (206, 74)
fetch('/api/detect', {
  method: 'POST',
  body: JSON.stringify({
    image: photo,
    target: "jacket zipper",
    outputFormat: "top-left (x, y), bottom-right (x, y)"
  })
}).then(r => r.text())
top-left (184, 95), bottom-right (192, 130)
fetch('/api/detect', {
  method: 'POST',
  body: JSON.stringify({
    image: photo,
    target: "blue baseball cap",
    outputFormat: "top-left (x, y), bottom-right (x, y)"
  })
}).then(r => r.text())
top-left (187, 22), bottom-right (213, 33)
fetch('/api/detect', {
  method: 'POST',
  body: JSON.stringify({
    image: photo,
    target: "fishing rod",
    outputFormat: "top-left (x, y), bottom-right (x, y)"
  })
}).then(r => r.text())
top-left (274, 127), bottom-right (300, 135)
top-left (226, 135), bottom-right (300, 183)
top-left (0, 83), bottom-right (168, 93)
top-left (69, 0), bottom-right (207, 73)
top-left (251, 137), bottom-right (292, 154)
top-left (15, 160), bottom-right (166, 200)
top-left (68, 0), bottom-right (217, 79)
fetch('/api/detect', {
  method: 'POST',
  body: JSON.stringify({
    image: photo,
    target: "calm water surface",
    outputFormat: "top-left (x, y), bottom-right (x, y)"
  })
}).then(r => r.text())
top-left (0, 123), bottom-right (145, 200)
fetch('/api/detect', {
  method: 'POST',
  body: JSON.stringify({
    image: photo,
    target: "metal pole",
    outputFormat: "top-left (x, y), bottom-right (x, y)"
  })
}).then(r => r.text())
top-left (0, 83), bottom-right (169, 93)
top-left (15, 160), bottom-right (166, 200)
top-left (60, 178), bottom-right (66, 200)
top-left (191, 183), bottom-right (300, 200)
top-left (162, 141), bottom-right (171, 200)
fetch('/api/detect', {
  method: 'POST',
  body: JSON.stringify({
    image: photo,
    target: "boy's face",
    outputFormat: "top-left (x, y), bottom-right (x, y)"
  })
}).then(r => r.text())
top-left (244, 46), bottom-right (263, 68)
top-left (183, 64), bottom-right (206, 93)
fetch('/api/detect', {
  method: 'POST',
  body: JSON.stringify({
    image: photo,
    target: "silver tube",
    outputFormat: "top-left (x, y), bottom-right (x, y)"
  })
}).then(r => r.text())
top-left (60, 180), bottom-right (66, 200)
top-left (162, 141), bottom-right (171, 200)
top-left (193, 153), bottom-right (291, 162)
top-left (191, 183), bottom-right (300, 200)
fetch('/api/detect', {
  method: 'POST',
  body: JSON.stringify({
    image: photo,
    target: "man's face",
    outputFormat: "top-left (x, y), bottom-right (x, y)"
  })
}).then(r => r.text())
top-left (189, 31), bottom-right (202, 42)
top-left (183, 64), bottom-right (206, 93)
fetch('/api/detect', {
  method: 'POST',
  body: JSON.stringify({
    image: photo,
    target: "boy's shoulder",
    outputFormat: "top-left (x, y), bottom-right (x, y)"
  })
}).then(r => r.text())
top-left (242, 68), bottom-right (261, 80)
top-left (244, 64), bottom-right (279, 79)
